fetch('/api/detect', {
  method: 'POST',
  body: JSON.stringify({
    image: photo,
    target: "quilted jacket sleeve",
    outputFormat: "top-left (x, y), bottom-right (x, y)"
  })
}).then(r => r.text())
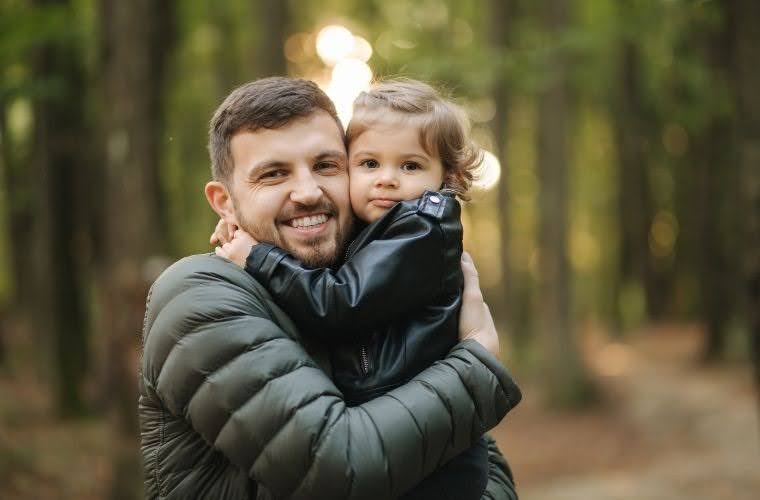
top-left (482, 434), bottom-right (518, 500)
top-left (142, 255), bottom-right (521, 500)
top-left (244, 193), bottom-right (460, 338)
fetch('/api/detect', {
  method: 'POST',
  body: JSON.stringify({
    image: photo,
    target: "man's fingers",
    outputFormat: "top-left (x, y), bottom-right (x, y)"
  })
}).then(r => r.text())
top-left (461, 252), bottom-right (484, 303)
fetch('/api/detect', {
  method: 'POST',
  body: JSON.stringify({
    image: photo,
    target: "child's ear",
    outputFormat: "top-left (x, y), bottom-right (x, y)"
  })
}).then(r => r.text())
top-left (204, 181), bottom-right (239, 225)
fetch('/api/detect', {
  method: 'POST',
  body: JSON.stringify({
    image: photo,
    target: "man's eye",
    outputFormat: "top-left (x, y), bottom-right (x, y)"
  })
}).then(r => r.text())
top-left (401, 161), bottom-right (422, 171)
top-left (315, 161), bottom-right (338, 171)
top-left (359, 159), bottom-right (379, 169)
top-left (259, 170), bottom-right (286, 180)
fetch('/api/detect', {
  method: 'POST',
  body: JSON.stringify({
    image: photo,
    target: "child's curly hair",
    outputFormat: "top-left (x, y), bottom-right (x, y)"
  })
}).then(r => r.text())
top-left (346, 78), bottom-right (482, 200)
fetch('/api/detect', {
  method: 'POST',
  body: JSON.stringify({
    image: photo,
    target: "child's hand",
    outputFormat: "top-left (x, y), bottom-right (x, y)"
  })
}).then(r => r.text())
top-left (210, 219), bottom-right (237, 246)
top-left (215, 229), bottom-right (259, 268)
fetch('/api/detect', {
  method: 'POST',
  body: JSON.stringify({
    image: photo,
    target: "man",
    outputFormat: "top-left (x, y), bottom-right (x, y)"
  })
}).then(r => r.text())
top-left (140, 77), bottom-right (520, 499)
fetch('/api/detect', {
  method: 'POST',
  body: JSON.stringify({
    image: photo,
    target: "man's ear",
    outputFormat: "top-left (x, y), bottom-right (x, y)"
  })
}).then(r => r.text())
top-left (205, 181), bottom-right (239, 225)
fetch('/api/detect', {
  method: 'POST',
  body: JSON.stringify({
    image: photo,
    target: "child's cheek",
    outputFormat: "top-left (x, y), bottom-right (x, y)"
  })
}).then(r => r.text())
top-left (347, 174), bottom-right (363, 213)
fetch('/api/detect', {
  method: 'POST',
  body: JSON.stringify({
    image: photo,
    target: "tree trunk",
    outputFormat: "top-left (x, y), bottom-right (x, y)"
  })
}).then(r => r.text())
top-left (489, 0), bottom-right (526, 347)
top-left (536, 0), bottom-right (592, 407)
top-left (252, 0), bottom-right (289, 77)
top-left (730, 0), bottom-right (760, 392)
top-left (610, 33), bottom-right (665, 329)
top-left (98, 0), bottom-right (174, 497)
top-left (29, 0), bottom-right (92, 417)
top-left (695, 8), bottom-right (739, 361)
top-left (0, 84), bottom-right (42, 353)
top-left (696, 119), bottom-right (737, 361)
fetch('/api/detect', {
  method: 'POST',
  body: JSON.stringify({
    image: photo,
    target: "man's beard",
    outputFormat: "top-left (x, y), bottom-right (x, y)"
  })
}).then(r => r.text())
top-left (234, 199), bottom-right (351, 268)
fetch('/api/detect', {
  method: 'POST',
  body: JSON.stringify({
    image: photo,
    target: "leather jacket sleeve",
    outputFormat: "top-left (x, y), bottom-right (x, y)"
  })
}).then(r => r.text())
top-left (245, 192), bottom-right (460, 339)
top-left (142, 255), bottom-right (521, 500)
top-left (482, 434), bottom-right (518, 500)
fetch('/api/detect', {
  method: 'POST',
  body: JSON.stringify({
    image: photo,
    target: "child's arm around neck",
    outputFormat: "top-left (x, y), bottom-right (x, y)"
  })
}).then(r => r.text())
top-left (245, 191), bottom-right (463, 341)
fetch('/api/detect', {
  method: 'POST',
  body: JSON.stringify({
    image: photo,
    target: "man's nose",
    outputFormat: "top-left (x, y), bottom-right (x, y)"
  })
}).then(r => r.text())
top-left (290, 169), bottom-right (324, 205)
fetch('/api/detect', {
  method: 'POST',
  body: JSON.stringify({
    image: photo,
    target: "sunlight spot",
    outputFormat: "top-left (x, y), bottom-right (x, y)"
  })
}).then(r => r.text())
top-left (316, 25), bottom-right (354, 66)
top-left (472, 150), bottom-right (501, 191)
top-left (649, 211), bottom-right (678, 258)
top-left (325, 59), bottom-right (373, 127)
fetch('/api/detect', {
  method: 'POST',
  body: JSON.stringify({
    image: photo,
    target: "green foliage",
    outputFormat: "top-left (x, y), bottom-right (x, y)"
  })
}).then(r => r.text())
top-left (0, 0), bottom-right (750, 413)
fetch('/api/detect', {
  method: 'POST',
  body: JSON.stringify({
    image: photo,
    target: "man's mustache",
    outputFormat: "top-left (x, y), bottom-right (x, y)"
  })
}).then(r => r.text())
top-left (277, 199), bottom-right (337, 223)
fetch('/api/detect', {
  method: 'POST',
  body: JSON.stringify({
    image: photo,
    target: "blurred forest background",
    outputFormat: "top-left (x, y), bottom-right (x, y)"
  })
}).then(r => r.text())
top-left (0, 0), bottom-right (758, 499)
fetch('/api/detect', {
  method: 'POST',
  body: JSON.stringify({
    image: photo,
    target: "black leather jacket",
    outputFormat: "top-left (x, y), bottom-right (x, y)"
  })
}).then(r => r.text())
top-left (246, 190), bottom-right (464, 404)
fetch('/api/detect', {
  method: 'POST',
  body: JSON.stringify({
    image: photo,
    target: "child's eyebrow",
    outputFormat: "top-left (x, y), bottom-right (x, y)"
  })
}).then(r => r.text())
top-left (350, 149), bottom-right (431, 161)
top-left (402, 153), bottom-right (430, 162)
top-left (349, 149), bottom-right (378, 157)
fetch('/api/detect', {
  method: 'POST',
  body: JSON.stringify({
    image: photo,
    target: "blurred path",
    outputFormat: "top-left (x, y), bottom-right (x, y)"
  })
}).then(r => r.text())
top-left (493, 325), bottom-right (759, 500)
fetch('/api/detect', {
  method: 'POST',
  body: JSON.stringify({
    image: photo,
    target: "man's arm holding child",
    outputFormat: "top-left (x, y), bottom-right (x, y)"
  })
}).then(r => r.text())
top-left (142, 253), bottom-right (519, 499)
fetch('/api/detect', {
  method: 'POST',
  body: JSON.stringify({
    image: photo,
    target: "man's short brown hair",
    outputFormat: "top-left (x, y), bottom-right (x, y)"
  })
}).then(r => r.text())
top-left (209, 77), bottom-right (343, 184)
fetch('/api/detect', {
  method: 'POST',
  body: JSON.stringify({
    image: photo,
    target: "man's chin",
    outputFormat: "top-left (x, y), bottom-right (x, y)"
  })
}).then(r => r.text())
top-left (287, 240), bottom-right (337, 268)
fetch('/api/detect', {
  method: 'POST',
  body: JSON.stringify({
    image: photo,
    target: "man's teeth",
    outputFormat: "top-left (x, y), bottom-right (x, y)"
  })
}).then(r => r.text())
top-left (290, 214), bottom-right (328, 228)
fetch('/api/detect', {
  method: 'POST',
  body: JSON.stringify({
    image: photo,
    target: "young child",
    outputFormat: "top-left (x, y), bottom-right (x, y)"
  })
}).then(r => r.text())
top-left (217, 79), bottom-right (508, 499)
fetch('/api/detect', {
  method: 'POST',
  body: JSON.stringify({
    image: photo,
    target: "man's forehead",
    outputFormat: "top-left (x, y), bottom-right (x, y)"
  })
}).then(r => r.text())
top-left (232, 114), bottom-right (346, 155)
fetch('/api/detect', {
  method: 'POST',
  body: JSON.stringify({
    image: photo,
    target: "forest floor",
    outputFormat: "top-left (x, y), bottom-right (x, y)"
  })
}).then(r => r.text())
top-left (0, 323), bottom-right (757, 499)
top-left (492, 323), bottom-right (759, 500)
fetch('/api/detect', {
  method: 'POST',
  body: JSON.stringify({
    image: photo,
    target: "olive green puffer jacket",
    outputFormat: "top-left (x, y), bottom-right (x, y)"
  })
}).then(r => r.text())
top-left (140, 255), bottom-right (521, 499)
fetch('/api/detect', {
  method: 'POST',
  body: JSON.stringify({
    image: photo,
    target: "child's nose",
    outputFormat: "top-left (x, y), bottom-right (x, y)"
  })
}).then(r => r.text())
top-left (375, 167), bottom-right (399, 187)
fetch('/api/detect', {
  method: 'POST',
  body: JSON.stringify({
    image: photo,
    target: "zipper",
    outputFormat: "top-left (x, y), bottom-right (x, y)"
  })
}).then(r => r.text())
top-left (360, 345), bottom-right (369, 375)
top-left (344, 235), bottom-right (362, 261)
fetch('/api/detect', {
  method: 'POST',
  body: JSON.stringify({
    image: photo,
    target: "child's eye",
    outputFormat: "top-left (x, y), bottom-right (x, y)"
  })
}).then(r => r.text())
top-left (359, 159), bottom-right (379, 169)
top-left (401, 161), bottom-right (422, 171)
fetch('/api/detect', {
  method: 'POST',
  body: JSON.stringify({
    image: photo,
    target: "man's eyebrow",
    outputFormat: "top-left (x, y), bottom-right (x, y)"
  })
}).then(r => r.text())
top-left (247, 160), bottom-right (288, 176)
top-left (314, 149), bottom-right (347, 161)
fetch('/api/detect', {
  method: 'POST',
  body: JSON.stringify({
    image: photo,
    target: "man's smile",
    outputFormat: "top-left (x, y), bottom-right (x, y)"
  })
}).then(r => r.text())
top-left (288, 213), bottom-right (329, 228)
top-left (279, 212), bottom-right (334, 238)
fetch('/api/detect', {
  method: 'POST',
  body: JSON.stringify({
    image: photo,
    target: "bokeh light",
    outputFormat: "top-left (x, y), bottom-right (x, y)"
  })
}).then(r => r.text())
top-left (471, 150), bottom-right (501, 191)
top-left (326, 59), bottom-right (373, 127)
top-left (314, 25), bottom-right (373, 127)
top-left (316, 25), bottom-right (355, 66)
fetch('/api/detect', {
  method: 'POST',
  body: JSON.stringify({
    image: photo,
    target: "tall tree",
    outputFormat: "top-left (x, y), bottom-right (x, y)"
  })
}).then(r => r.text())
top-left (609, 0), bottom-right (670, 327)
top-left (730, 0), bottom-right (760, 390)
top-left (535, 0), bottom-right (591, 406)
top-left (98, 0), bottom-right (174, 497)
top-left (0, 95), bottom-right (36, 328)
top-left (29, 0), bottom-right (91, 416)
top-left (610, 40), bottom-right (659, 323)
top-left (489, 0), bottom-right (527, 346)
top-left (691, 4), bottom-right (739, 361)
top-left (0, 4), bottom-right (47, 362)
top-left (252, 0), bottom-right (289, 77)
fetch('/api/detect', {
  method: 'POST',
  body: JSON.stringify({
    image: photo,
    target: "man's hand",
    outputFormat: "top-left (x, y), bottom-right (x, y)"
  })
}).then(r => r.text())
top-left (210, 219), bottom-right (237, 246)
top-left (215, 229), bottom-right (259, 268)
top-left (458, 252), bottom-right (500, 357)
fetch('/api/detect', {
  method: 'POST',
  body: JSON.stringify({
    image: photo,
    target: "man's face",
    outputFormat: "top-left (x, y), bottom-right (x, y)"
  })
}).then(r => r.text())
top-left (227, 111), bottom-right (353, 267)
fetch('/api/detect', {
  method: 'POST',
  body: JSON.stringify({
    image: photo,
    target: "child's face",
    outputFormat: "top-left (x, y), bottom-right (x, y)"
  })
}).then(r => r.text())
top-left (348, 118), bottom-right (445, 223)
